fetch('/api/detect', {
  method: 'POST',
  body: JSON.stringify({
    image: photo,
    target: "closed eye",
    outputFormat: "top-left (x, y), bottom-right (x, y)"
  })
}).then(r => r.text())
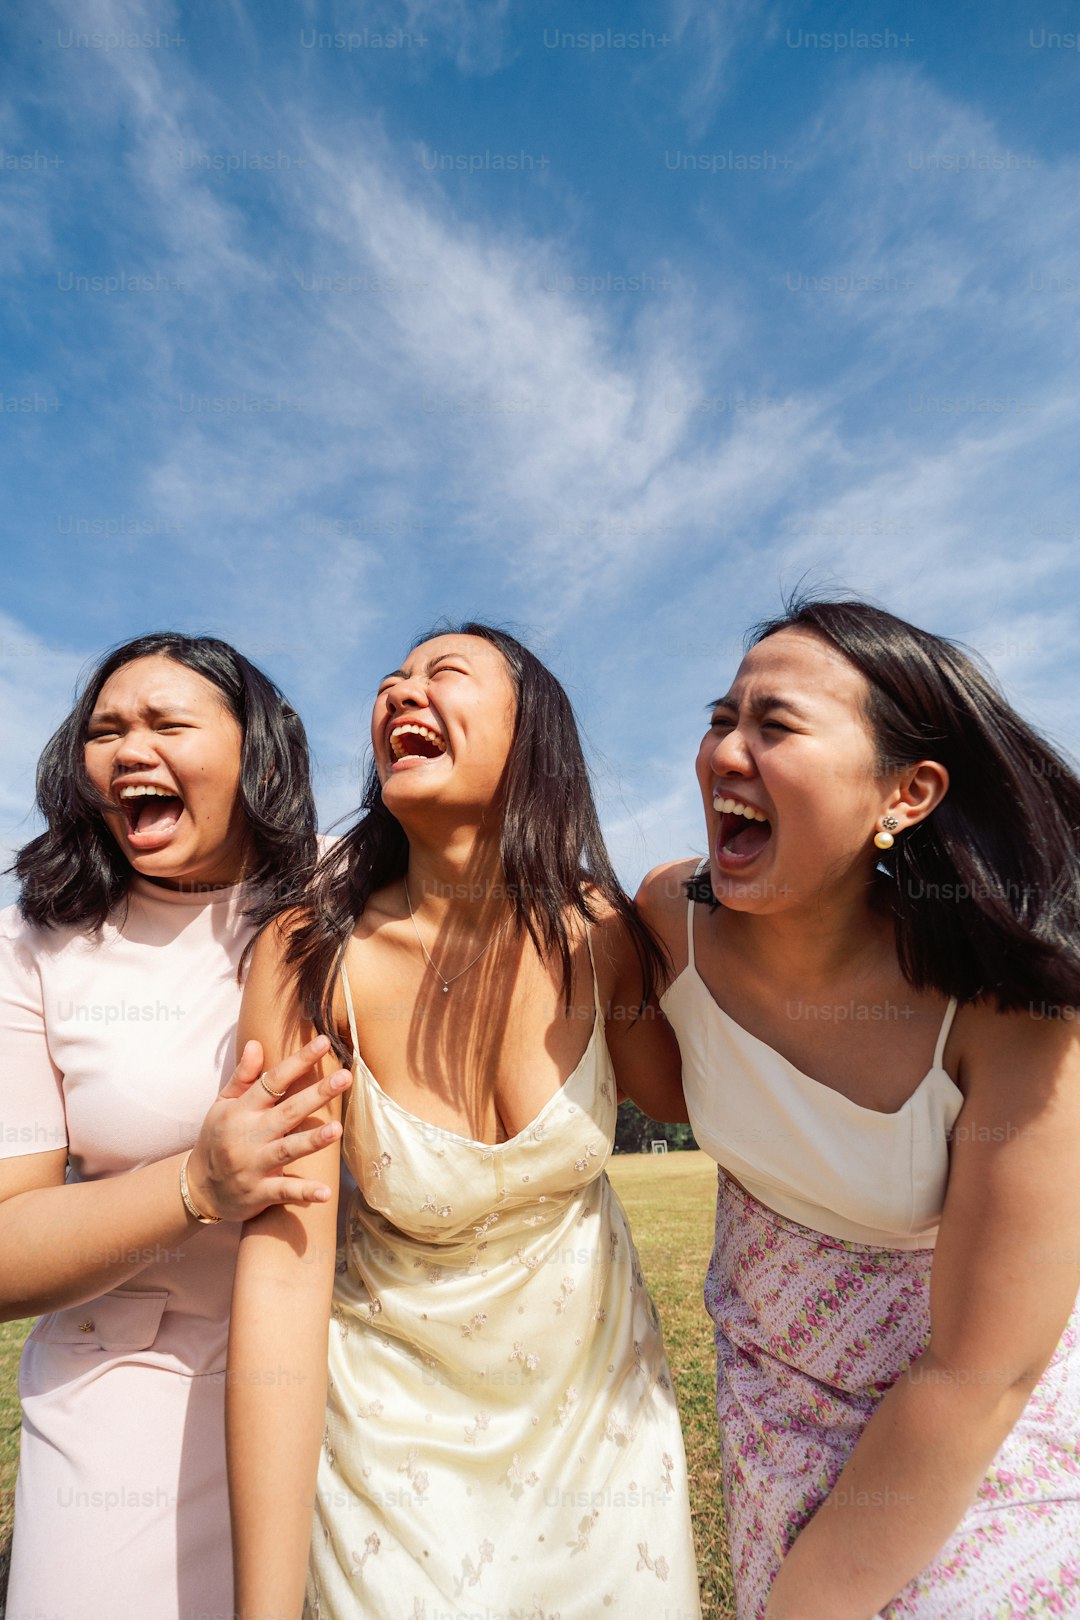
top-left (709, 713), bottom-right (791, 733)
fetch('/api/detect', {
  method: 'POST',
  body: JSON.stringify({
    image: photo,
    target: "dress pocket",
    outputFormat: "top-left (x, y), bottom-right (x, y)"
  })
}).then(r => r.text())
top-left (34, 1286), bottom-right (169, 1352)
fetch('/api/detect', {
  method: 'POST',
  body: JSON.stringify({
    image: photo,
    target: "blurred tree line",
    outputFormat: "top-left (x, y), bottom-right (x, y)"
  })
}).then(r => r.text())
top-left (613, 1101), bottom-right (697, 1154)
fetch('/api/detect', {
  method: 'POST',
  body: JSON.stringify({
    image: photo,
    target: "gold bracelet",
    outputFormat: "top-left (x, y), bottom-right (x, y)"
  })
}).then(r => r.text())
top-left (180, 1152), bottom-right (222, 1225)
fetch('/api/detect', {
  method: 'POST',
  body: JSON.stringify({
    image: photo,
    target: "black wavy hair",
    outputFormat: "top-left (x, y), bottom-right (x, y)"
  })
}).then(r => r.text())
top-left (732, 595), bottom-right (1080, 1012)
top-left (13, 632), bottom-right (317, 931)
top-left (286, 621), bottom-right (666, 1061)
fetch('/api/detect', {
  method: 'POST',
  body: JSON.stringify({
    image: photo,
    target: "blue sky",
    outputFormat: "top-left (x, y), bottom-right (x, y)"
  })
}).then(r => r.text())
top-left (3, 0), bottom-right (1080, 897)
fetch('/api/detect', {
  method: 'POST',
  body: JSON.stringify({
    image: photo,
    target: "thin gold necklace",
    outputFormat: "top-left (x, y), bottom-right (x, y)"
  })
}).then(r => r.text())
top-left (403, 878), bottom-right (512, 994)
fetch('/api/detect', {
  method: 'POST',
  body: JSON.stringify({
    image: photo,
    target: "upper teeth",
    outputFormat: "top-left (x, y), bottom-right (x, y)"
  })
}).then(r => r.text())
top-left (389, 723), bottom-right (447, 759)
top-left (713, 796), bottom-right (768, 821)
top-left (119, 785), bottom-right (175, 798)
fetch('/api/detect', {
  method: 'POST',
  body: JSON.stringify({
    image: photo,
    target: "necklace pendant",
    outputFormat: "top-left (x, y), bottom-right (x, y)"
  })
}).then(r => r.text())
top-left (442, 984), bottom-right (450, 994)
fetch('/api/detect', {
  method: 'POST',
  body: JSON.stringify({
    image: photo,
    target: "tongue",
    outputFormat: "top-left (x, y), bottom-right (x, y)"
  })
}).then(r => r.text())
top-left (134, 797), bottom-right (182, 835)
top-left (724, 819), bottom-right (771, 858)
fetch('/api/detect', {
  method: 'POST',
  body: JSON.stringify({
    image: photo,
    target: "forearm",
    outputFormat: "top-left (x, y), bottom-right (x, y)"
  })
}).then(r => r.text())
top-left (766, 1357), bottom-right (1031, 1620)
top-left (229, 1209), bottom-right (337, 1620)
top-left (0, 1152), bottom-right (205, 1319)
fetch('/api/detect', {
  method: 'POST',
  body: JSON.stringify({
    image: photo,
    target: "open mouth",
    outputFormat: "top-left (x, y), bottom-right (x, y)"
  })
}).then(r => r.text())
top-left (713, 795), bottom-right (772, 864)
top-left (389, 723), bottom-right (448, 765)
top-left (118, 784), bottom-right (186, 848)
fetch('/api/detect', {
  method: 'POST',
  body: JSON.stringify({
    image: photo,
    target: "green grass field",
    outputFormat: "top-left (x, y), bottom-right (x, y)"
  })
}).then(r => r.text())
top-left (0, 1317), bottom-right (27, 1609)
top-left (0, 1151), bottom-right (733, 1618)
top-left (609, 1149), bottom-right (735, 1620)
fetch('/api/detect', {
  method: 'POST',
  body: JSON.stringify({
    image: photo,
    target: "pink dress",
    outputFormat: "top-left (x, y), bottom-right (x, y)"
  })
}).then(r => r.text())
top-left (660, 875), bottom-right (1080, 1620)
top-left (0, 877), bottom-right (251, 1620)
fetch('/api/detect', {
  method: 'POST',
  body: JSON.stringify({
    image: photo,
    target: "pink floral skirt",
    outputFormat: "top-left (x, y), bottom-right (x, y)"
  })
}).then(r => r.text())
top-left (704, 1172), bottom-right (1080, 1620)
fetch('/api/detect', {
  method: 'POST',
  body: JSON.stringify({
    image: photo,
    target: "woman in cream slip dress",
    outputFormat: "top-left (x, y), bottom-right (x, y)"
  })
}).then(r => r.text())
top-left (640, 597), bottom-right (1080, 1620)
top-left (229, 623), bottom-right (702, 1620)
top-left (314, 930), bottom-right (698, 1620)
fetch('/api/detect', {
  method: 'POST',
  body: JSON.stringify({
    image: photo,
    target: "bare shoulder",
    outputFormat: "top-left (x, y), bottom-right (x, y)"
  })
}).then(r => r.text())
top-left (635, 859), bottom-right (699, 933)
top-left (954, 997), bottom-right (1080, 1113)
top-left (577, 890), bottom-right (653, 1010)
top-left (247, 908), bottom-right (305, 976)
top-left (583, 879), bottom-right (682, 1004)
top-left (578, 889), bottom-right (623, 970)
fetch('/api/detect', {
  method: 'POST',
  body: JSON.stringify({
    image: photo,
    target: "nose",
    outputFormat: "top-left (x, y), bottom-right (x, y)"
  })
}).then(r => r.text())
top-left (384, 676), bottom-right (425, 715)
top-left (112, 726), bottom-right (161, 773)
top-left (707, 723), bottom-right (753, 780)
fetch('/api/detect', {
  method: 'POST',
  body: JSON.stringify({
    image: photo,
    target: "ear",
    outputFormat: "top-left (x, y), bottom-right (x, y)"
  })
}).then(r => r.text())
top-left (887, 760), bottom-right (949, 831)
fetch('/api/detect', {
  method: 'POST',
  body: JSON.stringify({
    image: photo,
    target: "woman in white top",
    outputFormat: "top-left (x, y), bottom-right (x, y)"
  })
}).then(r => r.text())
top-left (638, 596), bottom-right (1080, 1620)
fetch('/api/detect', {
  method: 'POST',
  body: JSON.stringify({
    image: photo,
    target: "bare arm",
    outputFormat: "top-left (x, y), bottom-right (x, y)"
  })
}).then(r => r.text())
top-left (0, 1034), bottom-right (349, 1321)
top-left (228, 924), bottom-right (346, 1620)
top-left (764, 1008), bottom-right (1080, 1620)
top-left (598, 899), bottom-right (690, 1124)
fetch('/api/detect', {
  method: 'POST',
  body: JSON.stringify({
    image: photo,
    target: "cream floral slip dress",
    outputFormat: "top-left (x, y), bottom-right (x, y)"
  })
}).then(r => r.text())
top-left (306, 934), bottom-right (702, 1620)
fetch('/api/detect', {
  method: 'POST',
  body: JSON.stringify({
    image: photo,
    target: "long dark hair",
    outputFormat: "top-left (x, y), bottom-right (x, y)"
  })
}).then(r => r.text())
top-left (13, 633), bottom-right (317, 931)
top-left (288, 622), bottom-right (665, 1060)
top-left (742, 595), bottom-right (1080, 1012)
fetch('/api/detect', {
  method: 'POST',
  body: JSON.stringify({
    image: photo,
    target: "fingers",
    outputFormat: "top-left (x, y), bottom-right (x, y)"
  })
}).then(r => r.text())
top-left (251, 1036), bottom-right (334, 1105)
top-left (271, 1067), bottom-right (352, 1130)
top-left (218, 1039), bottom-right (265, 1099)
top-left (270, 1174), bottom-right (336, 1206)
top-left (252, 1115), bottom-right (344, 1210)
top-left (273, 1119), bottom-right (344, 1167)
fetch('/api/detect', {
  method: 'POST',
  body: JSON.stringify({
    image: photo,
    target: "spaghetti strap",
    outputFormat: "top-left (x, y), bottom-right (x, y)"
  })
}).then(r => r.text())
top-left (688, 858), bottom-right (709, 971)
top-left (584, 922), bottom-right (603, 1018)
top-left (339, 959), bottom-right (360, 1065)
top-left (933, 996), bottom-right (959, 1073)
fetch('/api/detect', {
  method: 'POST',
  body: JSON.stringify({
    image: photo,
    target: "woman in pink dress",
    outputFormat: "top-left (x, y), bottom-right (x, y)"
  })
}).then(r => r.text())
top-left (640, 596), bottom-right (1080, 1620)
top-left (0, 632), bottom-right (351, 1620)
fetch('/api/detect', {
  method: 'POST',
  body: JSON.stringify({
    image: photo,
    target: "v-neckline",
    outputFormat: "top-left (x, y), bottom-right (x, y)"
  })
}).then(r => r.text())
top-left (350, 1009), bottom-right (607, 1150)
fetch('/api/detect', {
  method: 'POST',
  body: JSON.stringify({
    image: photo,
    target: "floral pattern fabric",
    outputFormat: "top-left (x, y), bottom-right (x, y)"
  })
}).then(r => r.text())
top-left (706, 1171), bottom-right (1080, 1620)
top-left (305, 977), bottom-right (702, 1620)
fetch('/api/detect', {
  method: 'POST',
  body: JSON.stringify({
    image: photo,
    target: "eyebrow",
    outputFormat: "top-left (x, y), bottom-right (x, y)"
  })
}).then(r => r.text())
top-left (379, 649), bottom-right (474, 682)
top-left (88, 703), bottom-right (208, 732)
top-left (708, 692), bottom-right (812, 721)
top-left (88, 702), bottom-right (201, 722)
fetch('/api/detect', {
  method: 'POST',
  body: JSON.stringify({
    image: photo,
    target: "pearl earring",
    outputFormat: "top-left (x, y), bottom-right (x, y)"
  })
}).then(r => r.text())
top-left (873, 814), bottom-right (900, 851)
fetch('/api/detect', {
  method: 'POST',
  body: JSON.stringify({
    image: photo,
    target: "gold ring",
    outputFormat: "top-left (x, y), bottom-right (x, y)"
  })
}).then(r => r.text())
top-left (259, 1072), bottom-right (288, 1100)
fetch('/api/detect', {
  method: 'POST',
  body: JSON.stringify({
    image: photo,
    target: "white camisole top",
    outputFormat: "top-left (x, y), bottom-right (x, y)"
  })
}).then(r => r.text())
top-left (660, 871), bottom-right (965, 1248)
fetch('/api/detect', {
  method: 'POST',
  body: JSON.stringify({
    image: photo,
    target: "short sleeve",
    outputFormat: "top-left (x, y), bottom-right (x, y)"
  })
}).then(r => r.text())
top-left (0, 905), bottom-right (67, 1161)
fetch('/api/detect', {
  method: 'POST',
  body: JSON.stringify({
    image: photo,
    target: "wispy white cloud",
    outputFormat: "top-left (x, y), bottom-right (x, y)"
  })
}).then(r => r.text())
top-left (6, 2), bottom-right (1080, 890)
top-left (396, 0), bottom-right (514, 74)
top-left (791, 67), bottom-right (1080, 360)
top-left (292, 0), bottom-right (516, 73)
top-left (32, 22), bottom-right (831, 622)
top-left (268, 127), bottom-right (844, 619)
top-left (664, 0), bottom-right (778, 138)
